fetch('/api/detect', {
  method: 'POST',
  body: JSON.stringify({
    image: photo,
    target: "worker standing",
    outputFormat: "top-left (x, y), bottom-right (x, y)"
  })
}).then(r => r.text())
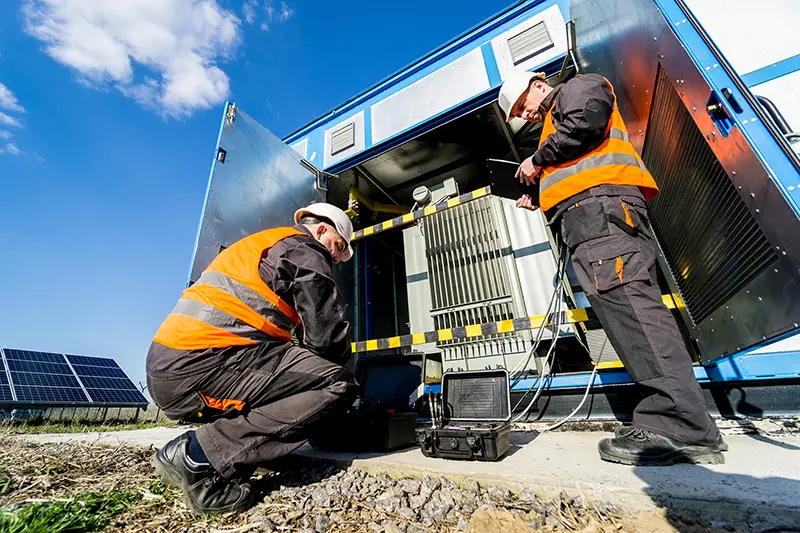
top-left (498, 71), bottom-right (727, 466)
top-left (146, 203), bottom-right (358, 514)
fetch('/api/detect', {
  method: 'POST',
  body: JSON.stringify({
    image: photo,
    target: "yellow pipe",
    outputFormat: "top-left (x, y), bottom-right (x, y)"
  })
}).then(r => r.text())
top-left (348, 187), bottom-right (409, 219)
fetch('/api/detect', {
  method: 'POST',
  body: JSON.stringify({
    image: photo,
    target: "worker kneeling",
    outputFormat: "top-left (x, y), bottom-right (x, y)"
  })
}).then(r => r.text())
top-left (499, 71), bottom-right (727, 466)
top-left (146, 203), bottom-right (358, 514)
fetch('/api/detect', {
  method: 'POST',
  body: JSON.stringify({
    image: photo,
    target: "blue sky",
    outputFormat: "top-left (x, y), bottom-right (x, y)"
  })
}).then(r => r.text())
top-left (0, 0), bottom-right (511, 393)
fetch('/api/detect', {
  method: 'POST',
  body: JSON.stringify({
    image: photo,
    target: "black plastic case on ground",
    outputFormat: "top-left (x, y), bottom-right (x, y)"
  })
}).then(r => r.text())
top-left (309, 354), bottom-right (422, 452)
top-left (416, 369), bottom-right (511, 461)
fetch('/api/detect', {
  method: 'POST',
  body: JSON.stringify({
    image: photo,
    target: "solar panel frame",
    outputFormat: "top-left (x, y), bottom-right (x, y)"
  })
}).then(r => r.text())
top-left (3, 349), bottom-right (90, 404)
top-left (66, 354), bottom-right (147, 405)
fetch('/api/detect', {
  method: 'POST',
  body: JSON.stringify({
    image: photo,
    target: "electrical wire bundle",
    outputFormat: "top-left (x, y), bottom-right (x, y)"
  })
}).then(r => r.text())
top-left (508, 240), bottom-right (601, 430)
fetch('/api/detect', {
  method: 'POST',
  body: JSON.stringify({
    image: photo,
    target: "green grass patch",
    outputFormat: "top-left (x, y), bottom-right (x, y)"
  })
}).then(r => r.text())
top-left (0, 491), bottom-right (140, 533)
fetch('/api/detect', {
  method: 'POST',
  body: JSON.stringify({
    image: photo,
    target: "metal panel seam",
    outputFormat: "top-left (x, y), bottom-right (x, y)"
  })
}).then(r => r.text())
top-left (185, 102), bottom-right (230, 287)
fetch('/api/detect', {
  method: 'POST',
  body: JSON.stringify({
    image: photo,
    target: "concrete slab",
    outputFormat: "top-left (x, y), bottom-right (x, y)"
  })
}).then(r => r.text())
top-left (17, 426), bottom-right (185, 448)
top-left (15, 427), bottom-right (800, 528)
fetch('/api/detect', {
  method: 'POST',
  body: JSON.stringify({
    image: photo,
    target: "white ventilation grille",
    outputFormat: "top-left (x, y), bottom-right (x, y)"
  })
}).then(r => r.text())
top-left (330, 122), bottom-right (356, 155)
top-left (507, 22), bottom-right (554, 66)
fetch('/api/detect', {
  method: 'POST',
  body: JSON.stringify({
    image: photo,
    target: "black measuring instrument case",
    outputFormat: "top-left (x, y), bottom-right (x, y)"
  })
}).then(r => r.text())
top-left (416, 369), bottom-right (511, 461)
top-left (309, 354), bottom-right (421, 452)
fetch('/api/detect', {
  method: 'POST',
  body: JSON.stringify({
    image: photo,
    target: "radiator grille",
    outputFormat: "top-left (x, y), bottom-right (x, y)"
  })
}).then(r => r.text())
top-left (423, 196), bottom-right (518, 356)
top-left (642, 68), bottom-right (777, 324)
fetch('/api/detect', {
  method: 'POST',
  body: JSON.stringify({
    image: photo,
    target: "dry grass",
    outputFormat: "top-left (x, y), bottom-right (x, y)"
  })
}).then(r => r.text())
top-left (0, 420), bottom-right (176, 435)
top-left (0, 437), bottom-right (230, 532)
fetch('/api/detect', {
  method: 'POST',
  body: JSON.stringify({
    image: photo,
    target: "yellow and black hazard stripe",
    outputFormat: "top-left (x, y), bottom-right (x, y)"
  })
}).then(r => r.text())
top-left (350, 186), bottom-right (491, 241)
top-left (351, 308), bottom-right (593, 353)
top-left (350, 294), bottom-right (683, 353)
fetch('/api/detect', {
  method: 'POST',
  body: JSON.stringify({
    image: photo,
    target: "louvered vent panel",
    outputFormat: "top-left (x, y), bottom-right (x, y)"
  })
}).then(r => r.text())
top-left (330, 122), bottom-right (355, 155)
top-left (508, 22), bottom-right (554, 65)
top-left (642, 68), bottom-right (777, 324)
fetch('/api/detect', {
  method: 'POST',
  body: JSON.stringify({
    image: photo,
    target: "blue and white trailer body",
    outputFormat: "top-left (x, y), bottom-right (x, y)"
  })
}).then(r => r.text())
top-left (189, 0), bottom-right (800, 420)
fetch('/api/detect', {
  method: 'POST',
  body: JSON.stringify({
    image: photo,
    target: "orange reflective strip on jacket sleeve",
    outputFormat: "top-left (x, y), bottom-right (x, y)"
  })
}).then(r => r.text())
top-left (153, 313), bottom-right (258, 351)
top-left (182, 283), bottom-right (293, 342)
top-left (200, 393), bottom-right (245, 412)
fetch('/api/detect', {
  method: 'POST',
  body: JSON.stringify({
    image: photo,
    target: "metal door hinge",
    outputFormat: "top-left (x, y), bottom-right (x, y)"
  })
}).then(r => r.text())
top-left (216, 147), bottom-right (227, 164)
top-left (226, 103), bottom-right (237, 124)
top-left (299, 158), bottom-right (337, 192)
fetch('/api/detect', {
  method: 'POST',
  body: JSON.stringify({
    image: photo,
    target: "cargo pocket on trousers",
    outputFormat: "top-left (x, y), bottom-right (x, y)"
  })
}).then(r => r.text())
top-left (560, 200), bottom-right (611, 249)
top-left (587, 239), bottom-right (650, 293)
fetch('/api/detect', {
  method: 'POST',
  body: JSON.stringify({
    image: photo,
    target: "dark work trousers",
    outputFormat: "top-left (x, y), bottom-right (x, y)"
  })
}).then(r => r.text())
top-left (147, 344), bottom-right (358, 480)
top-left (555, 191), bottom-right (720, 445)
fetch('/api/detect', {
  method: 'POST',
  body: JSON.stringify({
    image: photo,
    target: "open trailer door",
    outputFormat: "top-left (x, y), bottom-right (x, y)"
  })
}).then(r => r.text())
top-left (187, 103), bottom-right (328, 285)
top-left (572, 0), bottom-right (800, 364)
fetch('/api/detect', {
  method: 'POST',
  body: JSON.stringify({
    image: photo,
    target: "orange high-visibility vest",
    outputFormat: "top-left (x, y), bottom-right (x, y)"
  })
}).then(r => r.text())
top-left (153, 227), bottom-right (304, 351)
top-left (537, 79), bottom-right (659, 211)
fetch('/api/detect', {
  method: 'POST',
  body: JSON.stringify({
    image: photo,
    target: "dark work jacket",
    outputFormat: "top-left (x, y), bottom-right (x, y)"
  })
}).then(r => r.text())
top-left (147, 225), bottom-right (351, 377)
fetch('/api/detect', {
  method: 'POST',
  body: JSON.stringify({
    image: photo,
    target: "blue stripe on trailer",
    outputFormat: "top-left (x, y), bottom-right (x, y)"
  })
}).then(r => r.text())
top-left (283, 0), bottom-right (555, 144)
top-left (481, 43), bottom-right (503, 87)
top-left (741, 53), bottom-right (800, 88)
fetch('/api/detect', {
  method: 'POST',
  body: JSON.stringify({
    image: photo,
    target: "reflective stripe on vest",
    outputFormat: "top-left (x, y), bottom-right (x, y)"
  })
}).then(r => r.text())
top-left (153, 227), bottom-right (304, 350)
top-left (537, 79), bottom-right (659, 211)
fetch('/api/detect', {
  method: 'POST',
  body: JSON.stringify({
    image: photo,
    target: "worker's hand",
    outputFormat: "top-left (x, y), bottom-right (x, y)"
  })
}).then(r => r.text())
top-left (515, 156), bottom-right (541, 186)
top-left (516, 194), bottom-right (539, 211)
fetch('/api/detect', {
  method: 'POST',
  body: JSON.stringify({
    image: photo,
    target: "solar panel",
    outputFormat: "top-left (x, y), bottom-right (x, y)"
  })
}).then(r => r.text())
top-left (4, 349), bottom-right (90, 403)
top-left (65, 354), bottom-right (147, 405)
top-left (0, 349), bottom-right (147, 407)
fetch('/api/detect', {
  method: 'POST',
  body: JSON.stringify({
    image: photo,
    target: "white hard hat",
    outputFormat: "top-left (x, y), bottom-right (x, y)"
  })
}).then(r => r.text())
top-left (294, 203), bottom-right (354, 262)
top-left (498, 71), bottom-right (546, 122)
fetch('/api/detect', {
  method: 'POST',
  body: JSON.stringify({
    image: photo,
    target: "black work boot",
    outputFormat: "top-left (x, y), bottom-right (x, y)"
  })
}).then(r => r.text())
top-left (599, 427), bottom-right (725, 466)
top-left (153, 433), bottom-right (255, 514)
top-left (613, 425), bottom-right (729, 451)
top-left (153, 432), bottom-right (191, 489)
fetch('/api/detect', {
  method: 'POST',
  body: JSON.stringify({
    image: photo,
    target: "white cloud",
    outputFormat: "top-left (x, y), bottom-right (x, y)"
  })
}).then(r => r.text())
top-left (0, 112), bottom-right (22, 128)
top-left (21, 0), bottom-right (243, 118)
top-left (279, 2), bottom-right (293, 21)
top-left (243, 0), bottom-right (258, 24)
top-left (5, 143), bottom-right (24, 156)
top-left (0, 83), bottom-right (26, 155)
top-left (248, 1), bottom-right (292, 31)
top-left (0, 84), bottom-right (26, 113)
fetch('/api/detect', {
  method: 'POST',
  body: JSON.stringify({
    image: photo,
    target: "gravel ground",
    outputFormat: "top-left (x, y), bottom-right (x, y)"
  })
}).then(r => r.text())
top-left (0, 436), bottom-right (737, 532)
